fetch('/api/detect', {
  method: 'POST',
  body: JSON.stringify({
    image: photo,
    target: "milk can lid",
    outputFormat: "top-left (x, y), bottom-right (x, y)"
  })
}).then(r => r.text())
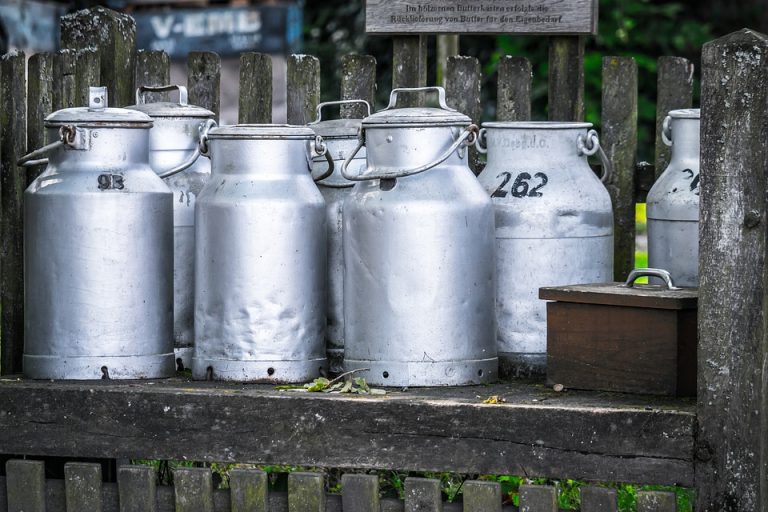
top-left (207, 124), bottom-right (316, 139)
top-left (126, 85), bottom-right (215, 119)
top-left (668, 108), bottom-right (700, 119)
top-left (362, 87), bottom-right (471, 128)
top-left (308, 100), bottom-right (370, 138)
top-left (46, 87), bottom-right (153, 127)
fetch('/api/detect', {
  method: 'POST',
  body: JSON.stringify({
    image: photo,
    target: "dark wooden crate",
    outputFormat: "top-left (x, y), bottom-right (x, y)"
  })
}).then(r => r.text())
top-left (540, 283), bottom-right (698, 396)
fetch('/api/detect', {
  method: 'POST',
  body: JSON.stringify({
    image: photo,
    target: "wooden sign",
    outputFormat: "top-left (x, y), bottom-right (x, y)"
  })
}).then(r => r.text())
top-left (366, 0), bottom-right (598, 35)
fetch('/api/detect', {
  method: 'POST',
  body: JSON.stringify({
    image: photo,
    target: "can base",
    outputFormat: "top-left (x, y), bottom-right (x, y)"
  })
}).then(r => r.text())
top-left (174, 347), bottom-right (194, 372)
top-left (191, 357), bottom-right (328, 383)
top-left (343, 357), bottom-right (498, 387)
top-left (23, 353), bottom-right (176, 380)
top-left (498, 352), bottom-right (546, 380)
top-left (326, 347), bottom-right (344, 375)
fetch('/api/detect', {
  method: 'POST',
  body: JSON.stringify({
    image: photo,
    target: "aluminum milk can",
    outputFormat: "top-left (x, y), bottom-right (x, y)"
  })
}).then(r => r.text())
top-left (21, 87), bottom-right (174, 380)
top-left (308, 99), bottom-right (371, 372)
top-left (647, 109), bottom-right (700, 287)
top-left (127, 85), bottom-right (216, 370)
top-left (476, 122), bottom-right (614, 377)
top-left (193, 125), bottom-right (329, 382)
top-left (340, 87), bottom-right (498, 387)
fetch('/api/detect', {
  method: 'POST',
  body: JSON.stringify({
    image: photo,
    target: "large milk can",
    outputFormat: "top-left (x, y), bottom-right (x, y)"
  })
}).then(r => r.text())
top-left (476, 122), bottom-right (614, 377)
top-left (308, 99), bottom-right (371, 371)
top-left (647, 109), bottom-right (700, 287)
top-left (126, 85), bottom-right (216, 370)
top-left (21, 87), bottom-right (174, 379)
top-left (340, 87), bottom-right (498, 387)
top-left (192, 125), bottom-right (330, 382)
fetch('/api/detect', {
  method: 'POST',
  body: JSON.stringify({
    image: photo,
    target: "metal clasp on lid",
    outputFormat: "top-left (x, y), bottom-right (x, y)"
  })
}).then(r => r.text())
top-left (88, 87), bottom-right (108, 111)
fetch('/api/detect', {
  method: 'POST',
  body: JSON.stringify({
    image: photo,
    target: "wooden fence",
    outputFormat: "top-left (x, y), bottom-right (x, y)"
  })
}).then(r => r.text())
top-left (0, 6), bottom-right (767, 511)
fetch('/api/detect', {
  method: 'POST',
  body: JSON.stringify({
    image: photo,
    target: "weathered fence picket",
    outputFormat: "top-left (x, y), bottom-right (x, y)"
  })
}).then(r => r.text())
top-left (496, 56), bottom-right (532, 122)
top-left (445, 56), bottom-right (482, 173)
top-left (547, 36), bottom-right (585, 121)
top-left (340, 474), bottom-right (379, 512)
top-left (462, 481), bottom-right (501, 512)
top-left (239, 52), bottom-right (273, 124)
top-left (519, 484), bottom-right (558, 512)
top-left (135, 50), bottom-right (171, 103)
top-left (26, 53), bottom-right (54, 183)
top-left (286, 54), bottom-right (321, 126)
top-left (118, 465), bottom-right (157, 512)
top-left (340, 54), bottom-right (377, 118)
top-left (579, 486), bottom-right (617, 512)
top-left (230, 468), bottom-right (269, 512)
top-left (6, 460), bottom-right (45, 512)
top-left (653, 56), bottom-right (694, 180)
top-left (65, 462), bottom-right (103, 512)
top-left (188, 52), bottom-right (221, 122)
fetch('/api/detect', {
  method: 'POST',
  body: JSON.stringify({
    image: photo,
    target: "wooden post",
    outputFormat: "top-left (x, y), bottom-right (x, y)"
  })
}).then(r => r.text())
top-left (53, 49), bottom-right (76, 110)
top-left (75, 48), bottom-right (101, 107)
top-left (519, 484), bottom-right (558, 512)
top-left (436, 34), bottom-right (459, 86)
top-left (188, 52), bottom-right (221, 122)
top-left (340, 54), bottom-right (376, 118)
top-left (445, 56), bottom-right (482, 173)
top-left (341, 474), bottom-right (379, 512)
top-left (463, 481), bottom-right (501, 512)
top-left (135, 50), bottom-right (171, 103)
top-left (697, 28), bottom-right (768, 511)
top-left (230, 469), bottom-right (268, 512)
top-left (6, 460), bottom-right (45, 512)
top-left (0, 51), bottom-right (26, 376)
top-left (288, 472), bottom-right (325, 512)
top-left (497, 56), bottom-right (532, 122)
top-left (404, 478), bottom-right (442, 512)
top-left (118, 465), bottom-right (157, 512)
top-left (60, 6), bottom-right (136, 107)
top-left (580, 486), bottom-right (617, 512)
top-left (286, 54), bottom-right (320, 125)
top-left (239, 53), bottom-right (272, 124)
top-left (392, 36), bottom-right (428, 107)
top-left (26, 53), bottom-right (54, 184)
top-left (601, 56), bottom-right (638, 281)
top-left (636, 491), bottom-right (677, 512)
top-left (654, 57), bottom-right (694, 180)
top-left (548, 36), bottom-right (584, 121)
top-left (174, 467), bottom-right (214, 512)
top-left (65, 462), bottom-right (103, 512)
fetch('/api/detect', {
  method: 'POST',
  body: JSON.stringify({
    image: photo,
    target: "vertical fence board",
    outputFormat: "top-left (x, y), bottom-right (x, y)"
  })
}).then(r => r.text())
top-left (60, 6), bottom-right (136, 107)
top-left (445, 56), bottom-right (481, 173)
top-left (6, 460), bottom-right (45, 512)
top-left (65, 462), bottom-right (102, 512)
top-left (601, 56), bottom-right (638, 281)
top-left (118, 465), bottom-right (157, 512)
top-left (392, 36), bottom-right (428, 107)
top-left (547, 36), bottom-right (584, 121)
top-left (239, 53), bottom-right (272, 124)
top-left (75, 48), bottom-right (101, 108)
top-left (404, 478), bottom-right (442, 512)
top-left (229, 469), bottom-right (268, 512)
top-left (0, 476), bottom-right (6, 512)
top-left (341, 474), bottom-right (379, 512)
top-left (697, 28), bottom-right (768, 511)
top-left (53, 49), bottom-right (75, 111)
top-left (287, 472), bottom-right (325, 512)
top-left (580, 486), bottom-right (617, 512)
top-left (436, 35), bottom-right (459, 86)
top-left (654, 57), bottom-right (694, 180)
top-left (519, 485), bottom-right (557, 512)
top-left (188, 52), bottom-right (221, 122)
top-left (462, 481), bottom-right (501, 512)
top-left (135, 50), bottom-right (171, 103)
top-left (174, 468), bottom-right (213, 512)
top-left (497, 56), bottom-right (532, 122)
top-left (286, 55), bottom-right (320, 125)
top-left (341, 54), bottom-right (377, 118)
top-left (26, 52), bottom-right (54, 184)
top-left (0, 51), bottom-right (26, 376)
top-left (636, 491), bottom-right (676, 512)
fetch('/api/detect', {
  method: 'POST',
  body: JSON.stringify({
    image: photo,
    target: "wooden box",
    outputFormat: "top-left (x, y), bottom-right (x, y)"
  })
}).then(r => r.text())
top-left (540, 282), bottom-right (697, 396)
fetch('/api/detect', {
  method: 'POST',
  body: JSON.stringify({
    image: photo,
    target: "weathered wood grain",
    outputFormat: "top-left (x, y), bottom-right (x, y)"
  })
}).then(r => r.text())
top-left (636, 491), bottom-right (676, 512)
top-left (26, 52), bottom-right (54, 184)
top-left (341, 55), bottom-right (376, 118)
top-left (65, 462), bottom-right (102, 512)
top-left (392, 36), bottom-right (427, 107)
top-left (0, 51), bottom-right (26, 376)
top-left (601, 56), bottom-right (638, 281)
top-left (580, 486), bottom-right (617, 512)
top-left (6, 460), bottom-right (45, 512)
top-left (53, 49), bottom-right (76, 110)
top-left (405, 478), bottom-right (442, 512)
top-left (118, 465), bottom-right (157, 512)
top-left (239, 53), bottom-right (272, 124)
top-left (135, 50), bottom-right (171, 104)
top-left (697, 28), bottom-right (768, 512)
top-left (188, 52), bottom-right (221, 122)
top-left (462, 481), bottom-right (501, 512)
top-left (60, 6), bottom-right (135, 107)
top-left (548, 36), bottom-right (584, 121)
top-left (497, 56), bottom-right (532, 121)
top-left (519, 485), bottom-right (557, 512)
top-left (341, 474), bottom-right (379, 512)
top-left (75, 48), bottom-right (101, 107)
top-left (174, 467), bottom-right (214, 512)
top-left (436, 35), bottom-right (459, 86)
top-left (230, 468), bottom-right (268, 512)
top-left (654, 57), bottom-right (694, 180)
top-left (287, 55), bottom-right (320, 125)
top-left (288, 472), bottom-right (325, 512)
top-left (445, 56), bottom-right (481, 173)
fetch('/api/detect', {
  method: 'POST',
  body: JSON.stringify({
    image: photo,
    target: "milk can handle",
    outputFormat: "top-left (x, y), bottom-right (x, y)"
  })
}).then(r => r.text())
top-left (17, 125), bottom-right (78, 167)
top-left (310, 99), bottom-right (372, 123)
top-left (136, 84), bottom-right (188, 106)
top-left (625, 268), bottom-right (681, 290)
top-left (158, 119), bottom-right (217, 179)
top-left (340, 124), bottom-right (478, 181)
top-left (475, 127), bottom-right (488, 154)
top-left (384, 86), bottom-right (456, 112)
top-left (308, 135), bottom-right (334, 182)
top-left (662, 115), bottom-right (673, 146)
top-left (577, 129), bottom-right (612, 184)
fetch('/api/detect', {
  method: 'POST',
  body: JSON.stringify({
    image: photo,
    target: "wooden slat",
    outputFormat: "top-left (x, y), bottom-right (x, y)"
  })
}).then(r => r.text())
top-left (547, 36), bottom-right (584, 121)
top-left (65, 462), bottom-right (102, 512)
top-left (462, 481), bottom-right (501, 512)
top-left (0, 51), bottom-right (26, 376)
top-left (519, 484), bottom-right (557, 512)
top-left (6, 460), bottom-right (45, 512)
top-left (60, 6), bottom-right (136, 107)
top-left (341, 474), bottom-right (379, 512)
top-left (53, 49), bottom-right (76, 110)
top-left (229, 468), bottom-right (268, 512)
top-left (118, 465), bottom-right (157, 512)
top-left (445, 56), bottom-right (481, 173)
top-left (174, 467), bottom-right (214, 512)
top-left (497, 56), bottom-right (532, 122)
top-left (392, 36), bottom-right (427, 106)
top-left (404, 477), bottom-right (442, 512)
top-left (188, 52), bottom-right (221, 122)
top-left (436, 35), bottom-right (459, 87)
top-left (75, 48), bottom-right (101, 108)
top-left (340, 54), bottom-right (377, 118)
top-left (135, 49), bottom-right (171, 103)
top-left (601, 56), bottom-right (638, 281)
top-left (239, 53), bottom-right (272, 124)
top-left (636, 490), bottom-right (676, 512)
top-left (654, 57), bottom-right (694, 181)
top-left (286, 55), bottom-right (320, 125)
top-left (288, 472), bottom-right (325, 512)
top-left (697, 28), bottom-right (768, 511)
top-left (26, 52), bottom-right (54, 184)
top-left (0, 476), bottom-right (6, 512)
top-left (579, 486), bottom-right (617, 512)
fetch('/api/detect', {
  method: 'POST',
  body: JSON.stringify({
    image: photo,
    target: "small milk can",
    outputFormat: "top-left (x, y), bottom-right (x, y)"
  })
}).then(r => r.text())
top-left (340, 87), bottom-right (498, 387)
top-left (126, 85), bottom-right (216, 370)
top-left (193, 125), bottom-right (330, 382)
top-left (647, 109), bottom-right (700, 287)
top-left (476, 122), bottom-right (614, 377)
top-left (308, 99), bottom-right (371, 371)
top-left (21, 87), bottom-right (174, 380)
